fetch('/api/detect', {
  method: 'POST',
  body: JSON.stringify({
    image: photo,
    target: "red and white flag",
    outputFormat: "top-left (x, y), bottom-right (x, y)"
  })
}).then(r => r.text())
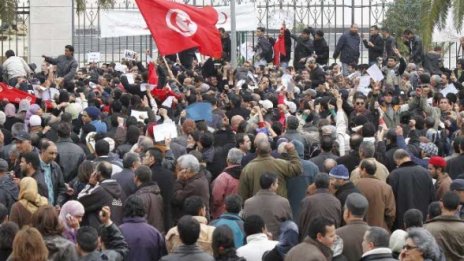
top-left (135, 0), bottom-right (222, 58)
top-left (0, 82), bottom-right (36, 104)
top-left (273, 33), bottom-right (286, 66)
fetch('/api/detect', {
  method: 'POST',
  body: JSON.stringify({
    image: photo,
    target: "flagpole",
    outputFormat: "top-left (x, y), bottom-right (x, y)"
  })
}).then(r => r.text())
top-left (230, 0), bottom-right (237, 68)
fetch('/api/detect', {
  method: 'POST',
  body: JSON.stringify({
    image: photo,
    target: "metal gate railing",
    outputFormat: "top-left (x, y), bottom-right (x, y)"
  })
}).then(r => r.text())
top-left (72, 0), bottom-right (458, 68)
top-left (0, 0), bottom-right (30, 63)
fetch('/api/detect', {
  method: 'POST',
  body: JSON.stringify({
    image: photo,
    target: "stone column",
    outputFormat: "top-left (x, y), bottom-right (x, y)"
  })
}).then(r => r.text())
top-left (29, 0), bottom-right (73, 68)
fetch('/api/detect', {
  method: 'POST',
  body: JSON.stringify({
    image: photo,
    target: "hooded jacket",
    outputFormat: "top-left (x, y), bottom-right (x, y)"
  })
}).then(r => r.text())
top-left (78, 179), bottom-right (126, 229)
top-left (44, 235), bottom-right (78, 261)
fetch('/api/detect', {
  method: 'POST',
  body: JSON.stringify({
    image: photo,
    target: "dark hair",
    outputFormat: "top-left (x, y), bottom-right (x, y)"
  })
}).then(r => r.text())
top-left (244, 215), bottom-right (265, 236)
top-left (177, 215), bottom-right (200, 245)
top-left (0, 222), bottom-right (19, 249)
top-left (126, 125), bottom-right (141, 145)
top-left (315, 30), bottom-right (324, 37)
top-left (123, 152), bottom-right (140, 169)
top-left (308, 216), bottom-right (335, 240)
top-left (314, 173), bottom-right (330, 189)
top-left (78, 160), bottom-right (95, 183)
top-left (259, 172), bottom-right (277, 190)
top-left (200, 132), bottom-right (214, 149)
top-left (404, 209), bottom-right (423, 229)
top-left (442, 191), bottom-right (460, 210)
top-left (0, 203), bottom-right (8, 221)
top-left (428, 201), bottom-right (442, 220)
top-left (236, 133), bottom-right (248, 148)
top-left (96, 161), bottom-right (112, 180)
top-left (95, 139), bottom-right (110, 156)
top-left (77, 226), bottom-right (99, 252)
top-left (212, 226), bottom-right (237, 259)
top-left (65, 45), bottom-right (74, 53)
top-left (183, 196), bottom-right (205, 216)
top-left (56, 122), bottom-right (72, 138)
top-left (365, 227), bottom-right (390, 248)
top-left (371, 25), bottom-right (379, 30)
top-left (31, 205), bottom-right (64, 236)
top-left (21, 152), bottom-right (41, 170)
top-left (5, 50), bottom-right (15, 58)
top-left (124, 195), bottom-right (146, 218)
top-left (403, 29), bottom-right (413, 35)
top-left (146, 147), bottom-right (164, 164)
top-left (134, 165), bottom-right (151, 184)
top-left (224, 194), bottom-right (242, 214)
top-left (360, 159), bottom-right (376, 175)
top-left (320, 136), bottom-right (334, 152)
top-left (257, 27), bottom-right (265, 33)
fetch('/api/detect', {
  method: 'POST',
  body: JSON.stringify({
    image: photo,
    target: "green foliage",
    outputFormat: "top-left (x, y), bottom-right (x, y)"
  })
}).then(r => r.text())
top-left (0, 0), bottom-right (17, 26)
top-left (75, 0), bottom-right (114, 13)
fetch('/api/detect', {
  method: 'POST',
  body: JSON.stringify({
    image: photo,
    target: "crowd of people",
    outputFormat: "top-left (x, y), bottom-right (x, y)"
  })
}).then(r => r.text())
top-left (0, 23), bottom-right (464, 261)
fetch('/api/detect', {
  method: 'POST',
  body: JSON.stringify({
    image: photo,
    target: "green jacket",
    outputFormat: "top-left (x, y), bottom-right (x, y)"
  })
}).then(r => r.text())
top-left (239, 149), bottom-right (302, 200)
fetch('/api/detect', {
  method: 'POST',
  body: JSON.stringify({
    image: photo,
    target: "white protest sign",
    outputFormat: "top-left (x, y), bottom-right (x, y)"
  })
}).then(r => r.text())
top-left (162, 96), bottom-right (175, 108)
top-left (86, 52), bottom-right (101, 63)
top-left (366, 64), bottom-right (384, 82)
top-left (153, 122), bottom-right (178, 142)
top-left (124, 74), bottom-right (135, 84)
top-left (131, 110), bottom-right (148, 122)
top-left (114, 63), bottom-right (127, 73)
top-left (140, 83), bottom-right (155, 92)
top-left (123, 49), bottom-right (137, 61)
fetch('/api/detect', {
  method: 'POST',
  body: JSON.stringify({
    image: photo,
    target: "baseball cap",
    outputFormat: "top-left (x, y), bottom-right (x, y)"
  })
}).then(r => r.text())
top-left (0, 159), bottom-right (8, 172)
top-left (428, 156), bottom-right (446, 168)
top-left (285, 101), bottom-right (297, 114)
top-left (258, 100), bottom-right (273, 110)
top-left (14, 131), bottom-right (31, 141)
top-left (329, 164), bottom-right (349, 180)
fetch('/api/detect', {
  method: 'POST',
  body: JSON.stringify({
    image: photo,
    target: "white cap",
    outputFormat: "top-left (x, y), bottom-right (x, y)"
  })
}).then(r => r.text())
top-left (29, 115), bottom-right (42, 127)
top-left (285, 101), bottom-right (297, 114)
top-left (258, 99), bottom-right (273, 110)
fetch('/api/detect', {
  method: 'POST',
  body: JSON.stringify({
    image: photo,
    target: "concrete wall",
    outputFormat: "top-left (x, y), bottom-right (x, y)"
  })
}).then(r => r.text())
top-left (29, 0), bottom-right (73, 69)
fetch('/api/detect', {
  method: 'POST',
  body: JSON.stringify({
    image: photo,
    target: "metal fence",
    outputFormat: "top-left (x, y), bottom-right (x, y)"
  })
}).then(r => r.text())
top-left (72, 0), bottom-right (460, 67)
top-left (0, 0), bottom-right (30, 63)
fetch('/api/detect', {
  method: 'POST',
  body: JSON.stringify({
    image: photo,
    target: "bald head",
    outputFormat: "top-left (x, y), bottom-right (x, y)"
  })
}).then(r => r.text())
top-left (231, 115), bottom-right (244, 131)
top-left (324, 158), bottom-right (337, 172)
top-left (254, 133), bottom-right (268, 146)
top-left (256, 140), bottom-right (271, 156)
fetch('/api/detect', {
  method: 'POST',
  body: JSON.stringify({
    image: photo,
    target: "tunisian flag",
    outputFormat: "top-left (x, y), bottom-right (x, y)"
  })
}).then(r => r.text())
top-left (147, 62), bottom-right (158, 86)
top-left (135, 0), bottom-right (222, 58)
top-left (273, 34), bottom-right (286, 66)
top-left (0, 82), bottom-right (37, 104)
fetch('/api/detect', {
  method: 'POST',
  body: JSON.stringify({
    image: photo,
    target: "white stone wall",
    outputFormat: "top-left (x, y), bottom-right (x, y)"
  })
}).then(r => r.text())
top-left (29, 0), bottom-right (73, 69)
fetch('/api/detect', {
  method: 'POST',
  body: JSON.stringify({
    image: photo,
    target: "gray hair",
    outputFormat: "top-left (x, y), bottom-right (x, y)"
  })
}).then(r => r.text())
top-left (138, 137), bottom-right (154, 153)
top-left (177, 154), bottom-right (200, 174)
top-left (345, 193), bottom-right (369, 217)
top-left (359, 141), bottom-right (375, 158)
top-left (11, 122), bottom-right (25, 137)
top-left (407, 228), bottom-right (442, 260)
top-left (431, 75), bottom-right (441, 84)
top-left (365, 227), bottom-right (390, 248)
top-left (393, 149), bottom-right (410, 162)
top-left (123, 152), bottom-right (140, 169)
top-left (227, 148), bottom-right (243, 165)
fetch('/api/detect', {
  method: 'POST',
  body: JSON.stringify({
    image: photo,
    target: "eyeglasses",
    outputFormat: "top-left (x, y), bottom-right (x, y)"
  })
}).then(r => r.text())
top-left (403, 245), bottom-right (418, 251)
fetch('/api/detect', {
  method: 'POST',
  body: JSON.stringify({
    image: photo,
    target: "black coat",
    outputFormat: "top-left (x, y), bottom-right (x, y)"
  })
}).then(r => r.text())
top-left (445, 154), bottom-right (464, 179)
top-left (363, 34), bottom-right (384, 63)
top-left (336, 152), bottom-right (361, 174)
top-left (291, 34), bottom-right (314, 69)
top-left (334, 181), bottom-right (360, 208)
top-left (314, 38), bottom-right (329, 65)
top-left (406, 36), bottom-right (424, 65)
top-left (333, 32), bottom-right (361, 64)
top-left (221, 34), bottom-right (231, 62)
top-left (384, 35), bottom-right (396, 59)
top-left (150, 163), bottom-right (175, 230)
top-left (387, 161), bottom-right (435, 230)
top-left (309, 65), bottom-right (326, 88)
top-left (0, 175), bottom-right (18, 212)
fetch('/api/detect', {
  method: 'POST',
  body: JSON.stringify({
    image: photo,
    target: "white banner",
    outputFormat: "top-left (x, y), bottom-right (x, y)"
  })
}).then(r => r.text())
top-left (100, 4), bottom-right (258, 38)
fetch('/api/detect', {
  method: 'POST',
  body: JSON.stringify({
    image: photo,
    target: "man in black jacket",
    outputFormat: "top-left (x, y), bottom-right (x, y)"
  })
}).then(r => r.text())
top-left (363, 25), bottom-right (384, 65)
top-left (291, 28), bottom-right (314, 70)
top-left (219, 28), bottom-right (231, 62)
top-left (402, 29), bottom-right (424, 65)
top-left (314, 30), bottom-right (329, 65)
top-left (0, 159), bottom-right (18, 212)
top-left (78, 161), bottom-right (126, 229)
top-left (307, 57), bottom-right (326, 89)
top-left (143, 147), bottom-right (174, 230)
top-left (381, 28), bottom-right (396, 62)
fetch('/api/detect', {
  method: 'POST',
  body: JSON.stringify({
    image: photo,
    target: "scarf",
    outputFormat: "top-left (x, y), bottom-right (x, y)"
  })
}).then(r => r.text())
top-left (18, 177), bottom-right (48, 214)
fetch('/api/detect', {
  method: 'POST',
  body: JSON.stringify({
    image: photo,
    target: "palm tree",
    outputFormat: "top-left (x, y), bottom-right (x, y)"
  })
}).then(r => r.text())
top-left (421, 0), bottom-right (464, 46)
top-left (75, 0), bottom-right (115, 13)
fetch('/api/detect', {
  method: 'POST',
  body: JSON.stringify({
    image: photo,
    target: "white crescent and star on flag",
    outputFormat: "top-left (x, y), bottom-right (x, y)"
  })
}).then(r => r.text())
top-left (165, 9), bottom-right (198, 37)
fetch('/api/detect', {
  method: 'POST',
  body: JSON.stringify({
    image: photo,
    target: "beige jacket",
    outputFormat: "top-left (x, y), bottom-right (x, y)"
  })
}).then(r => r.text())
top-left (351, 158), bottom-right (389, 185)
top-left (165, 216), bottom-right (215, 255)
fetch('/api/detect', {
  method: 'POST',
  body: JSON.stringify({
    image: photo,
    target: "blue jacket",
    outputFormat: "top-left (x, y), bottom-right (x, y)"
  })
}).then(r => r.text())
top-left (210, 213), bottom-right (245, 248)
top-left (119, 217), bottom-right (167, 261)
top-left (333, 31), bottom-right (361, 64)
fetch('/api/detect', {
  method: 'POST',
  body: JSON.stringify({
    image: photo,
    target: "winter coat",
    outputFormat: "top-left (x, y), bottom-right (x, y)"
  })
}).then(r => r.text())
top-left (351, 158), bottom-right (389, 185)
top-left (406, 36), bottom-right (424, 65)
top-left (150, 163), bottom-right (174, 230)
top-left (77, 251), bottom-right (111, 261)
top-left (160, 245), bottom-right (214, 261)
top-left (314, 37), bottom-right (329, 65)
top-left (424, 215), bottom-right (464, 260)
top-left (360, 248), bottom-right (397, 261)
top-left (239, 149), bottom-right (302, 200)
top-left (383, 35), bottom-right (396, 60)
top-left (36, 161), bottom-right (68, 206)
top-left (56, 137), bottom-right (85, 183)
top-left (334, 181), bottom-right (360, 208)
top-left (363, 33), bottom-right (384, 63)
top-left (445, 153), bottom-right (464, 179)
top-left (285, 237), bottom-right (333, 261)
top-left (243, 190), bottom-right (292, 239)
top-left (98, 223), bottom-right (129, 260)
top-left (112, 168), bottom-right (137, 198)
top-left (290, 34), bottom-right (314, 69)
top-left (134, 182), bottom-right (165, 233)
top-left (298, 189), bottom-right (341, 240)
top-left (387, 161), bottom-right (435, 230)
top-left (172, 172), bottom-right (210, 222)
top-left (43, 235), bottom-right (78, 261)
top-left (336, 220), bottom-right (370, 261)
top-left (310, 151), bottom-right (339, 172)
top-left (0, 175), bottom-right (18, 212)
top-left (78, 180), bottom-right (126, 229)
top-left (309, 65), bottom-right (326, 88)
top-left (236, 233), bottom-right (278, 261)
top-left (119, 217), bottom-right (167, 261)
top-left (333, 31), bottom-right (361, 64)
top-left (210, 213), bottom-right (245, 248)
top-left (356, 176), bottom-right (396, 230)
top-left (211, 165), bottom-right (242, 219)
top-left (166, 216), bottom-right (215, 255)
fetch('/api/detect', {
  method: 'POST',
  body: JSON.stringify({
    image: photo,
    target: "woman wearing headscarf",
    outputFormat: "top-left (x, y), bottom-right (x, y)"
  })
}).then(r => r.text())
top-left (262, 221), bottom-right (300, 261)
top-left (58, 200), bottom-right (85, 243)
top-left (24, 104), bottom-right (43, 132)
top-left (9, 177), bottom-right (48, 228)
top-left (3, 103), bottom-right (22, 132)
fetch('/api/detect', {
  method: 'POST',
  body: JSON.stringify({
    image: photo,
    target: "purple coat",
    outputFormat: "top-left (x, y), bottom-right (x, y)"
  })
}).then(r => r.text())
top-left (119, 217), bottom-right (167, 261)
